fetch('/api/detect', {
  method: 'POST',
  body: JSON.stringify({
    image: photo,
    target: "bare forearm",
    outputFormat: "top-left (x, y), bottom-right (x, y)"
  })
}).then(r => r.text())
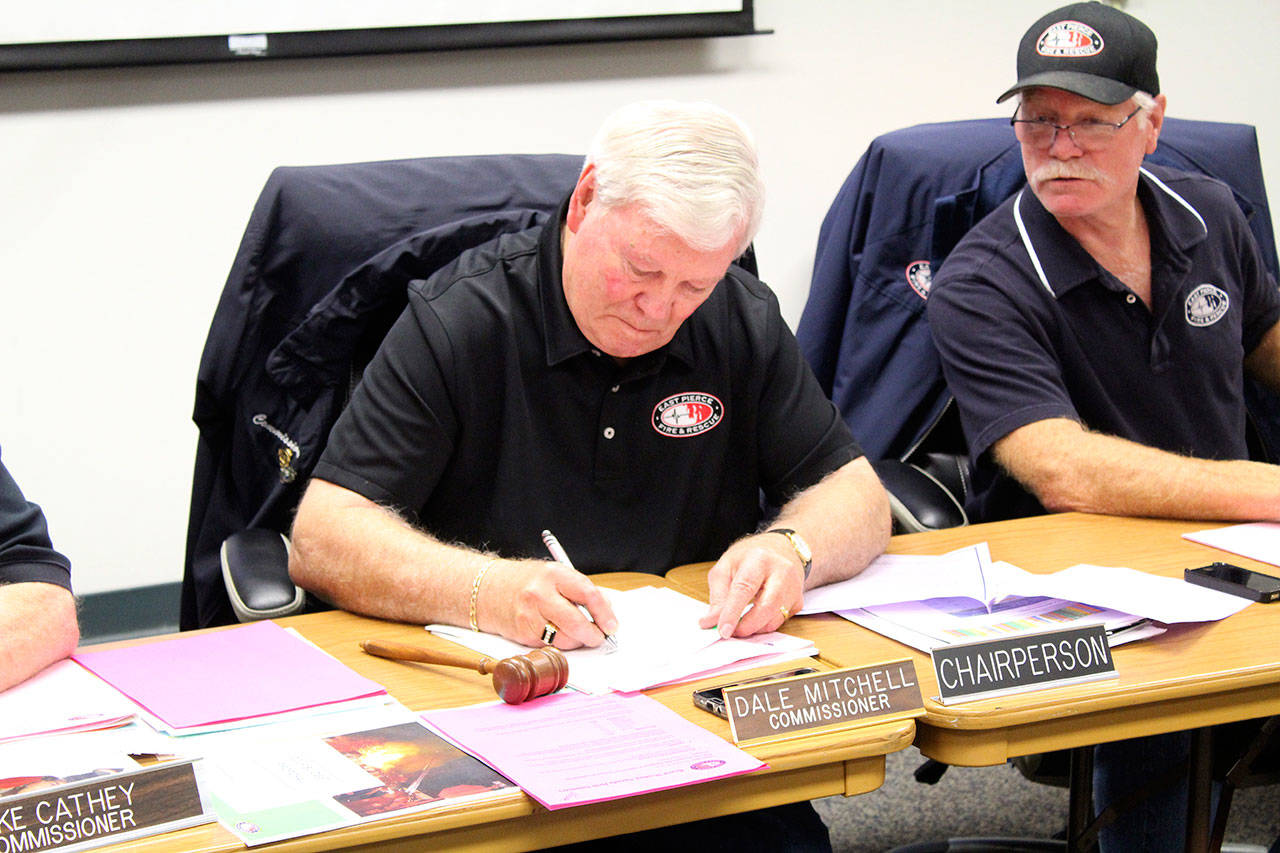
top-left (289, 480), bottom-right (490, 626)
top-left (289, 479), bottom-right (619, 648)
top-left (0, 583), bottom-right (78, 691)
top-left (772, 456), bottom-right (891, 588)
top-left (996, 419), bottom-right (1280, 521)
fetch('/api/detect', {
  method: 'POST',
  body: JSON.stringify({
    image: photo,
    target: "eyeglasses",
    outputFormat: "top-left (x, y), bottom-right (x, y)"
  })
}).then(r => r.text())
top-left (1010, 105), bottom-right (1143, 152)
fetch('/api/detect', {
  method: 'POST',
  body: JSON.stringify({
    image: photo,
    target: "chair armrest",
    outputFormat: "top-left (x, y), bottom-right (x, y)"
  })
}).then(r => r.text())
top-left (219, 529), bottom-right (306, 622)
top-left (871, 459), bottom-right (968, 533)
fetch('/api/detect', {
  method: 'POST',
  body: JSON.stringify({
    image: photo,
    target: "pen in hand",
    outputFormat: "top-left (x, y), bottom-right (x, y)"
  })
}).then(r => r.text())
top-left (540, 529), bottom-right (619, 652)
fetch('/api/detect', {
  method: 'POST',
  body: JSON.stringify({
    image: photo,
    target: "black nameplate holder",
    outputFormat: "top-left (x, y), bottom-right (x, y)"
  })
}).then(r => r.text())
top-left (930, 623), bottom-right (1117, 705)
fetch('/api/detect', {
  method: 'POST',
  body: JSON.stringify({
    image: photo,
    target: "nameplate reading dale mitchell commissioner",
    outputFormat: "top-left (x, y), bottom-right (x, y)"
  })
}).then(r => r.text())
top-left (0, 760), bottom-right (209, 853)
top-left (724, 662), bottom-right (924, 744)
top-left (931, 623), bottom-right (1117, 705)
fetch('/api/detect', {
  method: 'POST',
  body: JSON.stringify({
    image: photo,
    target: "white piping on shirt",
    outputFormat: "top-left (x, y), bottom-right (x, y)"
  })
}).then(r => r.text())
top-left (1012, 169), bottom-right (1210, 299)
top-left (1012, 189), bottom-right (1055, 297)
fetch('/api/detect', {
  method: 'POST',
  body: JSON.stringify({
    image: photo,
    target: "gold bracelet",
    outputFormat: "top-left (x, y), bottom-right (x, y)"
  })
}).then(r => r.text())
top-left (469, 559), bottom-right (498, 632)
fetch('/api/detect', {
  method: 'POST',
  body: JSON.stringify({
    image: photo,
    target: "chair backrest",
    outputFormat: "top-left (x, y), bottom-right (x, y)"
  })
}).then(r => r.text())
top-left (798, 117), bottom-right (1280, 473)
top-left (181, 153), bottom-right (584, 629)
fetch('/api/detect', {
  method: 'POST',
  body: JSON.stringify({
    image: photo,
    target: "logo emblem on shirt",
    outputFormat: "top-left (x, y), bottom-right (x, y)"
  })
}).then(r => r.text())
top-left (1184, 284), bottom-right (1229, 327)
top-left (906, 260), bottom-right (932, 300)
top-left (652, 392), bottom-right (724, 438)
top-left (1037, 20), bottom-right (1104, 57)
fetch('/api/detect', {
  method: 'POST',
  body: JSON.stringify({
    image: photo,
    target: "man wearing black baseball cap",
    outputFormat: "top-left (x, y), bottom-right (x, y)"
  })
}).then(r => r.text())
top-left (928, 2), bottom-right (1280, 849)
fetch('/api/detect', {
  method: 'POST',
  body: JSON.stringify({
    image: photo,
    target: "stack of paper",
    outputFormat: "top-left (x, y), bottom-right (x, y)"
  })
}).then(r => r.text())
top-left (429, 585), bottom-right (817, 694)
top-left (193, 706), bottom-right (517, 846)
top-left (422, 691), bottom-right (763, 810)
top-left (799, 544), bottom-right (1252, 652)
top-left (0, 659), bottom-right (137, 744)
top-left (73, 620), bottom-right (390, 735)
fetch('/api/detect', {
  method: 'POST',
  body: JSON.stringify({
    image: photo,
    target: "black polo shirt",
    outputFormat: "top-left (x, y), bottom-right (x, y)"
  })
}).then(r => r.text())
top-left (0, 450), bottom-right (72, 591)
top-left (928, 165), bottom-right (1280, 521)
top-left (315, 200), bottom-right (860, 573)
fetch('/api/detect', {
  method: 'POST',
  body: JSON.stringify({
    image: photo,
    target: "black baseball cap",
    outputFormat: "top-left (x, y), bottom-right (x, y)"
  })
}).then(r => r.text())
top-left (997, 2), bottom-right (1159, 105)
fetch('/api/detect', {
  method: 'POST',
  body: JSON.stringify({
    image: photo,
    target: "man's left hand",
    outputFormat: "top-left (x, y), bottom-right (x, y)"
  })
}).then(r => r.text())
top-left (698, 533), bottom-right (805, 639)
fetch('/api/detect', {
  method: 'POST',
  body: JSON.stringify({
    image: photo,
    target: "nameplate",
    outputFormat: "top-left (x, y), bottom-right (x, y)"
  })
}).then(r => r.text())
top-left (725, 661), bottom-right (924, 744)
top-left (931, 623), bottom-right (1117, 705)
top-left (0, 760), bottom-right (209, 853)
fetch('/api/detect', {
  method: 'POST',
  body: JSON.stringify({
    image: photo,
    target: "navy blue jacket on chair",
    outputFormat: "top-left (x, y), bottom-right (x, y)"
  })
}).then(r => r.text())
top-left (182, 154), bottom-right (584, 629)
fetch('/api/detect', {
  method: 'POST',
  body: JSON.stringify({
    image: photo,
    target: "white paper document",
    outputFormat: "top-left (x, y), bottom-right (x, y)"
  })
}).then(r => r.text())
top-left (1184, 522), bottom-right (1280, 568)
top-left (0, 660), bottom-right (137, 744)
top-left (800, 544), bottom-right (1253, 629)
top-left (428, 586), bottom-right (816, 694)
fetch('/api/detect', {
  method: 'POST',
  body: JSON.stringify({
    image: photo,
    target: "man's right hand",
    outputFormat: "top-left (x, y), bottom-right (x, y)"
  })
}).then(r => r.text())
top-left (478, 559), bottom-right (619, 650)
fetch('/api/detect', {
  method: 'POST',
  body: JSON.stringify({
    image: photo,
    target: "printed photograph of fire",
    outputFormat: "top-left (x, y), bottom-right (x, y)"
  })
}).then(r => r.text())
top-left (325, 722), bottom-right (513, 817)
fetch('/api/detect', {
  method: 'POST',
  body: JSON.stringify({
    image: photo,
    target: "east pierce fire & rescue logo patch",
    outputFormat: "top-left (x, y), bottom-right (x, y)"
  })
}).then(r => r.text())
top-left (652, 392), bottom-right (724, 437)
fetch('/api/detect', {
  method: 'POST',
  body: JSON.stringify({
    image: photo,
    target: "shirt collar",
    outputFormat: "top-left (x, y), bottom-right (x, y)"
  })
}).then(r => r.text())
top-left (537, 195), bottom-right (697, 370)
top-left (1013, 166), bottom-right (1210, 299)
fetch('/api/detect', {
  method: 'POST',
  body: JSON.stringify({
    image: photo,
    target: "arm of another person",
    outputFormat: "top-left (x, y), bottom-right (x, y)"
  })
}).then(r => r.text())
top-left (699, 456), bottom-right (890, 638)
top-left (0, 582), bottom-right (78, 691)
top-left (993, 320), bottom-right (1280, 520)
top-left (289, 478), bottom-right (617, 649)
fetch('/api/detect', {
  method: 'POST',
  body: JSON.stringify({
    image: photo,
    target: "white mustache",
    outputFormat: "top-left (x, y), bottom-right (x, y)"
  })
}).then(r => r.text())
top-left (1030, 162), bottom-right (1107, 184)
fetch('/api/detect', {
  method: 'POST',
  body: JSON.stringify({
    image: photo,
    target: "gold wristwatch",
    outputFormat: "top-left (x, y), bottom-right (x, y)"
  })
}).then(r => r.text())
top-left (766, 528), bottom-right (812, 579)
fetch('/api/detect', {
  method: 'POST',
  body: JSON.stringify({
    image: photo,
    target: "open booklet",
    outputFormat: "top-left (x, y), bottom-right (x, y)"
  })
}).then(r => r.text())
top-left (799, 543), bottom-right (1254, 652)
top-left (429, 585), bottom-right (816, 694)
top-left (193, 704), bottom-right (517, 847)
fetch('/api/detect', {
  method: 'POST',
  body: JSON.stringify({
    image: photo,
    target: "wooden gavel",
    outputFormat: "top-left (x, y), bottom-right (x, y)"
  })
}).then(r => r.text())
top-left (360, 639), bottom-right (569, 705)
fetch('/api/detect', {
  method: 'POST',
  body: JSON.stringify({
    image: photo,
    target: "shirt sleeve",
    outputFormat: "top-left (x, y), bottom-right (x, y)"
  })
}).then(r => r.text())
top-left (312, 294), bottom-right (458, 518)
top-left (754, 286), bottom-right (862, 505)
top-left (0, 451), bottom-right (73, 591)
top-left (927, 263), bottom-right (1081, 461)
top-left (1232, 201), bottom-right (1280, 355)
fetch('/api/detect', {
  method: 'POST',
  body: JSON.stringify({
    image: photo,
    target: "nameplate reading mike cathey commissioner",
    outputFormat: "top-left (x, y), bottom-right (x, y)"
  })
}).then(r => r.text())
top-left (931, 623), bottom-right (1117, 705)
top-left (0, 761), bottom-right (208, 853)
top-left (725, 662), bottom-right (924, 743)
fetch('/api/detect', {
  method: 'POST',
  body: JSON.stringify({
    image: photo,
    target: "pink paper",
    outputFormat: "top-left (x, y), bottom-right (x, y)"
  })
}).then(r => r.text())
top-left (421, 691), bottom-right (764, 810)
top-left (74, 621), bottom-right (385, 729)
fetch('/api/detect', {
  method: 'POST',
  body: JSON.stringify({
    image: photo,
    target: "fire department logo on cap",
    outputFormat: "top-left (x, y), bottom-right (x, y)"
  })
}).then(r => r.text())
top-left (652, 392), bottom-right (724, 438)
top-left (1037, 20), bottom-right (1104, 57)
top-left (906, 260), bottom-right (932, 300)
top-left (1185, 284), bottom-right (1229, 327)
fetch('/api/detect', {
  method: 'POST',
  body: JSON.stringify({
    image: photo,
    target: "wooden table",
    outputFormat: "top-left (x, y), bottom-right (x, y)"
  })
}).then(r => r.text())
top-left (94, 573), bottom-right (914, 852)
top-left (669, 512), bottom-right (1280, 851)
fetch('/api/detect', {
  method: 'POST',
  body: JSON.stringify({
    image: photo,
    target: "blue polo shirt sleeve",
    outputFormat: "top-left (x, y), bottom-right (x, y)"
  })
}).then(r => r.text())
top-left (0, 450), bottom-right (73, 591)
top-left (1235, 205), bottom-right (1280, 356)
top-left (926, 252), bottom-right (1081, 462)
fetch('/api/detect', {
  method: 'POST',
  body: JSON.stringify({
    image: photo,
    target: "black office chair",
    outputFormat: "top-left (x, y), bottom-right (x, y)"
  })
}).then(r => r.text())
top-left (797, 117), bottom-right (1280, 535)
top-left (181, 153), bottom-right (586, 630)
top-left (798, 117), bottom-right (1280, 850)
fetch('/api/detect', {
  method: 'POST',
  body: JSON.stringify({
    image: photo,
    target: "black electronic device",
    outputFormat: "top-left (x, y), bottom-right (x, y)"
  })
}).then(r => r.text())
top-left (1184, 562), bottom-right (1280, 602)
top-left (692, 667), bottom-right (818, 719)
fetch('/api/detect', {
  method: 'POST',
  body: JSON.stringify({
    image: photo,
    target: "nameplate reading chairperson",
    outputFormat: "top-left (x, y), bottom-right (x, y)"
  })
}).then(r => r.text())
top-left (931, 624), bottom-right (1117, 705)
top-left (0, 761), bottom-right (208, 853)
top-left (725, 662), bottom-right (923, 744)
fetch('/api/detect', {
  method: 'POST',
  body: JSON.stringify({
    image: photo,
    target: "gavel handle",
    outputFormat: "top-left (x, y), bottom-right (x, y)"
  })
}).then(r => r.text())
top-left (360, 639), bottom-right (497, 674)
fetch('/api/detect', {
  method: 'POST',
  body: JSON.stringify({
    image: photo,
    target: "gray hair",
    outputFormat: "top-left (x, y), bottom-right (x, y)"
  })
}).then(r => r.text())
top-left (584, 100), bottom-right (764, 256)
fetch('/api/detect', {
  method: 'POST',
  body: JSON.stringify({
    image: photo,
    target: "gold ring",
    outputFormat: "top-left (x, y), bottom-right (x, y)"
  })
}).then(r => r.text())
top-left (779, 606), bottom-right (791, 620)
top-left (541, 623), bottom-right (559, 645)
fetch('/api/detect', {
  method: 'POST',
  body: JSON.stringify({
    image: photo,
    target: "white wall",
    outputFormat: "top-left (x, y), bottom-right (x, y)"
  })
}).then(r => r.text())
top-left (2, 0), bottom-right (1277, 595)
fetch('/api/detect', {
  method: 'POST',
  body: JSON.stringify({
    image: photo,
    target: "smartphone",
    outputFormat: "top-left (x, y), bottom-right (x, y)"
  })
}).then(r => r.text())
top-left (692, 667), bottom-right (818, 719)
top-left (1184, 562), bottom-right (1280, 603)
